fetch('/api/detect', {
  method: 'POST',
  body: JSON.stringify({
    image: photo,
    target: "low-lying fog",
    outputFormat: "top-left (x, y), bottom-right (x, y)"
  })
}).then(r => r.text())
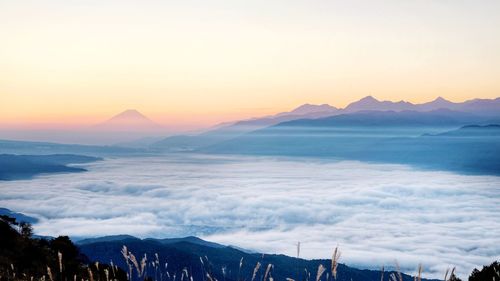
top-left (1, 154), bottom-right (499, 278)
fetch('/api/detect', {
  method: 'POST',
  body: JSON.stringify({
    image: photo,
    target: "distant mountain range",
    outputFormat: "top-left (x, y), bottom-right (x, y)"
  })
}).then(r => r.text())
top-left (1, 96), bottom-right (499, 146)
top-left (227, 95), bottom-right (500, 130)
top-left (152, 96), bottom-right (500, 151)
top-left (343, 96), bottom-right (500, 115)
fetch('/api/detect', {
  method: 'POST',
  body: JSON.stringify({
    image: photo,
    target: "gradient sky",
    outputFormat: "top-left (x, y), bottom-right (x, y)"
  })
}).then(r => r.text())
top-left (1, 0), bottom-right (499, 129)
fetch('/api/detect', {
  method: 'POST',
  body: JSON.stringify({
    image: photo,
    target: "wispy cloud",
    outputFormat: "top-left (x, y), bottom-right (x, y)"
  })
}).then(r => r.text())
top-left (0, 154), bottom-right (499, 278)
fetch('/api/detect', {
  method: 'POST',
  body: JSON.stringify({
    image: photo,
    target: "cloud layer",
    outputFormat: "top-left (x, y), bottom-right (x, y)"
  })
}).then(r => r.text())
top-left (1, 154), bottom-right (499, 278)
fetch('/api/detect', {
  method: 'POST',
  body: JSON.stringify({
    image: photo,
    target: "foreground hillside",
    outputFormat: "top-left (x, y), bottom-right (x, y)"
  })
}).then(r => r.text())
top-left (2, 216), bottom-right (499, 281)
top-left (79, 236), bottom-right (430, 281)
top-left (0, 216), bottom-right (127, 281)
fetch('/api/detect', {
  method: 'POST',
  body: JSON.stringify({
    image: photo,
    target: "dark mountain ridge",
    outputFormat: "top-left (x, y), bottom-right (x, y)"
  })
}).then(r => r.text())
top-left (77, 235), bottom-right (438, 281)
top-left (0, 154), bottom-right (102, 181)
top-left (0, 139), bottom-right (145, 156)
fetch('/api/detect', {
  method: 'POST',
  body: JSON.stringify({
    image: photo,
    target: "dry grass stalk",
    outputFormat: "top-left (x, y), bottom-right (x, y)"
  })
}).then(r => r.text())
top-left (251, 262), bottom-right (261, 281)
top-left (443, 268), bottom-right (449, 281)
top-left (316, 264), bottom-right (326, 281)
top-left (448, 267), bottom-right (456, 281)
top-left (140, 254), bottom-right (147, 277)
top-left (417, 264), bottom-right (422, 281)
top-left (206, 273), bottom-right (214, 281)
top-left (238, 257), bottom-right (244, 281)
top-left (380, 266), bottom-right (384, 281)
top-left (129, 253), bottom-right (140, 278)
top-left (121, 246), bottom-right (128, 260)
top-left (221, 266), bottom-right (227, 280)
top-left (57, 252), bottom-right (63, 273)
top-left (47, 266), bottom-right (54, 281)
top-left (286, 278), bottom-right (295, 281)
top-left (395, 261), bottom-right (403, 281)
top-left (87, 267), bottom-right (94, 281)
top-left (331, 247), bottom-right (341, 280)
top-left (121, 246), bottom-right (132, 280)
top-left (263, 264), bottom-right (273, 281)
top-left (110, 261), bottom-right (116, 278)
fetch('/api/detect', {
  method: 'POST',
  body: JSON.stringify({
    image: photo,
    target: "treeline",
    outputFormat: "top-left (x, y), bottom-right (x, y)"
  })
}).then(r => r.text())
top-left (0, 216), bottom-right (127, 281)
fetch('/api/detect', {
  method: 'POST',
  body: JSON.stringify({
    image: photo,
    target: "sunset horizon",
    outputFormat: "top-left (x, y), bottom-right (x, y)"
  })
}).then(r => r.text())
top-left (1, 94), bottom-right (499, 131)
top-left (2, 1), bottom-right (500, 130)
top-left (1, 1), bottom-right (499, 281)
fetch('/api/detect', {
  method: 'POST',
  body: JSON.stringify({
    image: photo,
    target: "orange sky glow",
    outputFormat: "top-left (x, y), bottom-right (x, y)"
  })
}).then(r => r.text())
top-left (1, 0), bottom-right (499, 131)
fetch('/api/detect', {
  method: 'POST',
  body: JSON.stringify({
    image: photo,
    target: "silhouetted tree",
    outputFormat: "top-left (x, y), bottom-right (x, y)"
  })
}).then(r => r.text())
top-left (0, 215), bottom-right (127, 281)
top-left (19, 222), bottom-right (33, 238)
top-left (469, 261), bottom-right (500, 281)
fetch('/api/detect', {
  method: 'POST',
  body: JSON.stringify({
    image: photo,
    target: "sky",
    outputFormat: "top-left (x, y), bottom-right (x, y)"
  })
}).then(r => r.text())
top-left (1, 0), bottom-right (500, 129)
top-left (0, 155), bottom-right (499, 278)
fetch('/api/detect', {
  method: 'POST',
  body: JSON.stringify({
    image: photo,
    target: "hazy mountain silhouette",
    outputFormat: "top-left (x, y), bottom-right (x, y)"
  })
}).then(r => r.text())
top-left (0, 110), bottom-right (168, 145)
top-left (275, 103), bottom-right (338, 117)
top-left (94, 109), bottom-right (163, 132)
top-left (155, 109), bottom-right (491, 152)
top-left (417, 97), bottom-right (459, 111)
top-left (219, 103), bottom-right (339, 129)
top-left (343, 96), bottom-right (500, 115)
top-left (343, 96), bottom-right (415, 112)
top-left (152, 96), bottom-right (500, 151)
top-left (152, 104), bottom-right (339, 151)
top-left (273, 109), bottom-right (486, 128)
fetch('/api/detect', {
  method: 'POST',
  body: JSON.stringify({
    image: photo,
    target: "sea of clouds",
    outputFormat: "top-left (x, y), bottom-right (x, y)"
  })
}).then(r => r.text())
top-left (0, 154), bottom-right (499, 278)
